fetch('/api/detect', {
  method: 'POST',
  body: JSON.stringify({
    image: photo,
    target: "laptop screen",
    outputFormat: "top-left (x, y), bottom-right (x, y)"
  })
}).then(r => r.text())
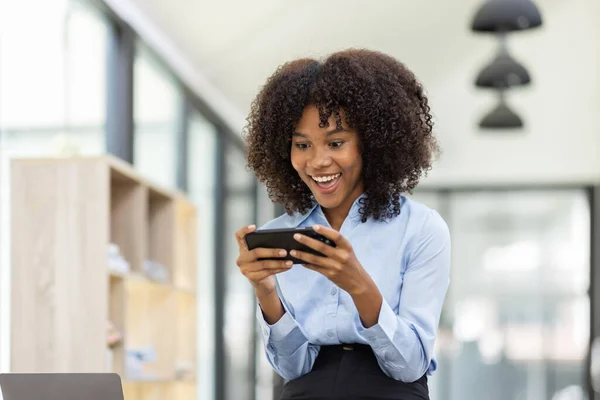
top-left (0, 373), bottom-right (124, 400)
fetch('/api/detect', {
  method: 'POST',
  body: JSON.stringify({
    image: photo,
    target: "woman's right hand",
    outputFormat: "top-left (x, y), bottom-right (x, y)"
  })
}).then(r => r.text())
top-left (235, 225), bottom-right (293, 296)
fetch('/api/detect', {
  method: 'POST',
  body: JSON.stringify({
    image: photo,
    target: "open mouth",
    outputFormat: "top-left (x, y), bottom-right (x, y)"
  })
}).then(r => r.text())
top-left (310, 173), bottom-right (341, 192)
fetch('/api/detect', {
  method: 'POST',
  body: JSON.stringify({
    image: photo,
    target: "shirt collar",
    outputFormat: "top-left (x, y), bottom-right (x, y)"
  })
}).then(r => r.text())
top-left (291, 193), bottom-right (367, 228)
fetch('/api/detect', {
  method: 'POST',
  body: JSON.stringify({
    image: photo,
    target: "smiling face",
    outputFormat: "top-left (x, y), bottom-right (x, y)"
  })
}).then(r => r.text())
top-left (291, 105), bottom-right (364, 224)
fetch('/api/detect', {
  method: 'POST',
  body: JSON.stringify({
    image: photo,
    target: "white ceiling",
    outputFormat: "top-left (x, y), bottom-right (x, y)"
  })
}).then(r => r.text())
top-left (105, 0), bottom-right (600, 186)
top-left (105, 0), bottom-right (494, 130)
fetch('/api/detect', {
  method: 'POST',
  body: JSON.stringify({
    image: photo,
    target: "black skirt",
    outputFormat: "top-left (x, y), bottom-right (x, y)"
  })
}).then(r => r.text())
top-left (280, 344), bottom-right (430, 400)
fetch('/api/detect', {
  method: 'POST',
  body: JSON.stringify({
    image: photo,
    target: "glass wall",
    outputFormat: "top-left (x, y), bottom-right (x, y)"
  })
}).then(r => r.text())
top-left (0, 1), bottom-right (268, 399)
top-left (133, 43), bottom-right (180, 189)
top-left (254, 189), bottom-right (280, 400)
top-left (411, 189), bottom-right (591, 400)
top-left (0, 0), bottom-right (108, 372)
top-left (0, 0), bottom-right (107, 155)
top-left (223, 142), bottom-right (258, 400)
top-left (186, 110), bottom-right (219, 400)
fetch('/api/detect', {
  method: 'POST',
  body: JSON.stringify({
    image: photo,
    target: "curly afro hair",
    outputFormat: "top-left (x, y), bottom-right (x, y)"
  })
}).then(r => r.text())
top-left (243, 48), bottom-right (440, 222)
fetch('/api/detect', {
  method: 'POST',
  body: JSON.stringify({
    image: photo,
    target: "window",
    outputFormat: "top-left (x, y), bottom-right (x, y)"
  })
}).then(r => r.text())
top-left (133, 43), bottom-right (180, 189)
top-left (0, 0), bottom-right (108, 372)
top-left (186, 109), bottom-right (218, 400)
top-left (224, 193), bottom-right (256, 400)
top-left (0, 0), bottom-right (106, 152)
top-left (412, 189), bottom-right (591, 400)
top-left (254, 185), bottom-right (279, 400)
top-left (226, 145), bottom-right (254, 193)
top-left (222, 144), bottom-right (257, 400)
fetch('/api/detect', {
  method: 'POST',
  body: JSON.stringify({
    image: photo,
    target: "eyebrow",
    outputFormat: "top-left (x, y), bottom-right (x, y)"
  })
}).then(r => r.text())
top-left (292, 127), bottom-right (347, 138)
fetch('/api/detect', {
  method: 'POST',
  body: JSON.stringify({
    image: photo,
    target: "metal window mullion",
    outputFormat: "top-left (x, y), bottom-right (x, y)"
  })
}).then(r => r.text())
top-left (105, 21), bottom-right (134, 163)
top-left (214, 131), bottom-right (227, 400)
top-left (176, 95), bottom-right (190, 192)
top-left (249, 178), bottom-right (259, 400)
top-left (271, 202), bottom-right (285, 400)
top-left (590, 185), bottom-right (600, 400)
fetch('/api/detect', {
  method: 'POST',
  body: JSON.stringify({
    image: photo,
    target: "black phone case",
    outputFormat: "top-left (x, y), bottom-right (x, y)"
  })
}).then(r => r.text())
top-left (244, 227), bottom-right (336, 264)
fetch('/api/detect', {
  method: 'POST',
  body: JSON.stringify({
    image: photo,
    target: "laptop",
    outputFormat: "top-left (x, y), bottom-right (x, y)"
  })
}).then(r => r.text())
top-left (0, 373), bottom-right (124, 400)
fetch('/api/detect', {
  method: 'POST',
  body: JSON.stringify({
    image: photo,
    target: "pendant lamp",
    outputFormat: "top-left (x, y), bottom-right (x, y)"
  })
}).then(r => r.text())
top-left (479, 91), bottom-right (523, 129)
top-left (475, 49), bottom-right (531, 88)
top-left (471, 0), bottom-right (542, 33)
top-left (475, 35), bottom-right (531, 88)
top-left (471, 0), bottom-right (541, 131)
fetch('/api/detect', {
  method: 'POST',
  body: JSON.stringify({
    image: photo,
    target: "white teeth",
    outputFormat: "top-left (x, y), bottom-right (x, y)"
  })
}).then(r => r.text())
top-left (311, 173), bottom-right (341, 183)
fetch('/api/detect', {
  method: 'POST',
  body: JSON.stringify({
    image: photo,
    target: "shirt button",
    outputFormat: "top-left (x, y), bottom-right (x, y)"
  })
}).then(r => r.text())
top-left (327, 331), bottom-right (334, 338)
top-left (330, 287), bottom-right (337, 295)
top-left (263, 329), bottom-right (268, 336)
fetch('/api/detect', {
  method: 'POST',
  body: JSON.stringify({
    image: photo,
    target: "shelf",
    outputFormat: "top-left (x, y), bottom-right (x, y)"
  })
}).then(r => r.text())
top-left (108, 274), bottom-right (126, 376)
top-left (123, 381), bottom-right (197, 400)
top-left (110, 169), bottom-right (146, 275)
top-left (10, 157), bottom-right (110, 372)
top-left (174, 198), bottom-right (197, 293)
top-left (175, 291), bottom-right (197, 381)
top-left (10, 155), bottom-right (198, 400)
top-left (108, 272), bottom-right (197, 294)
top-left (146, 188), bottom-right (175, 285)
top-left (124, 279), bottom-right (176, 381)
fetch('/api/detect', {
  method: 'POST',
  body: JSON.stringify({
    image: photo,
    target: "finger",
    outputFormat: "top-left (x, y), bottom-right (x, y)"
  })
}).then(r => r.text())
top-left (235, 225), bottom-right (256, 251)
top-left (249, 248), bottom-right (288, 261)
top-left (299, 263), bottom-right (338, 281)
top-left (293, 232), bottom-right (336, 257)
top-left (247, 268), bottom-right (290, 281)
top-left (242, 259), bottom-right (293, 279)
top-left (246, 259), bottom-right (293, 272)
top-left (312, 225), bottom-right (349, 248)
top-left (289, 249), bottom-right (333, 269)
top-left (238, 247), bottom-right (287, 265)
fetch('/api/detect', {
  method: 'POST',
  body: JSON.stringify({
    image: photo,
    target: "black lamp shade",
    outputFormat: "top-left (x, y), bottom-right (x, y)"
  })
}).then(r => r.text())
top-left (479, 102), bottom-right (523, 129)
top-left (471, 0), bottom-right (542, 33)
top-left (476, 53), bottom-right (531, 88)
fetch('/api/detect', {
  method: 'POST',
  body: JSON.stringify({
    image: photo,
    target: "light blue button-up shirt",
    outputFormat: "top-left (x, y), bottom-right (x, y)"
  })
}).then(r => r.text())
top-left (256, 194), bottom-right (451, 383)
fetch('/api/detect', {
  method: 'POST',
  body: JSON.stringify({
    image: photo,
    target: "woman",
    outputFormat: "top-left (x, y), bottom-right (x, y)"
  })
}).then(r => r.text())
top-left (235, 49), bottom-right (451, 400)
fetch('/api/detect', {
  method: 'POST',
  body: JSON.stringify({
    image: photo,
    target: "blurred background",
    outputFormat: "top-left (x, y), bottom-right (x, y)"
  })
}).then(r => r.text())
top-left (0, 0), bottom-right (599, 400)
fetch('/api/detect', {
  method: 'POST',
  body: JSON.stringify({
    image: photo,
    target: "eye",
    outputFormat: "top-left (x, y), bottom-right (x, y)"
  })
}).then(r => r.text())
top-left (294, 143), bottom-right (310, 150)
top-left (329, 141), bottom-right (344, 149)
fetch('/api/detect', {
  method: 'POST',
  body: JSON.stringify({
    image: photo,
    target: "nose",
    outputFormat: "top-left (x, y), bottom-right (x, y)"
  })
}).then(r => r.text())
top-left (308, 146), bottom-right (333, 169)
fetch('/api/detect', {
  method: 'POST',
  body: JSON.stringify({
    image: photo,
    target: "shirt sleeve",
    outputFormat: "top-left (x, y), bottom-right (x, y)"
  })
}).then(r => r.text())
top-left (357, 209), bottom-right (451, 382)
top-left (255, 279), bottom-right (320, 380)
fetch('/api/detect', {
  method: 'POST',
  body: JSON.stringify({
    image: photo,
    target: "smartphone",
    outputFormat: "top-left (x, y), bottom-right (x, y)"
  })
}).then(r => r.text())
top-left (244, 227), bottom-right (336, 264)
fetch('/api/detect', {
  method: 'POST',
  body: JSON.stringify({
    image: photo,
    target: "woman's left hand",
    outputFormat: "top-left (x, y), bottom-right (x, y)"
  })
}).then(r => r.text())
top-left (291, 225), bottom-right (370, 295)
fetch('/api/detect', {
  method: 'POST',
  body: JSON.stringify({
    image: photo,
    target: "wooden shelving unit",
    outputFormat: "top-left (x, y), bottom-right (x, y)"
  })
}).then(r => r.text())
top-left (9, 155), bottom-right (198, 400)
